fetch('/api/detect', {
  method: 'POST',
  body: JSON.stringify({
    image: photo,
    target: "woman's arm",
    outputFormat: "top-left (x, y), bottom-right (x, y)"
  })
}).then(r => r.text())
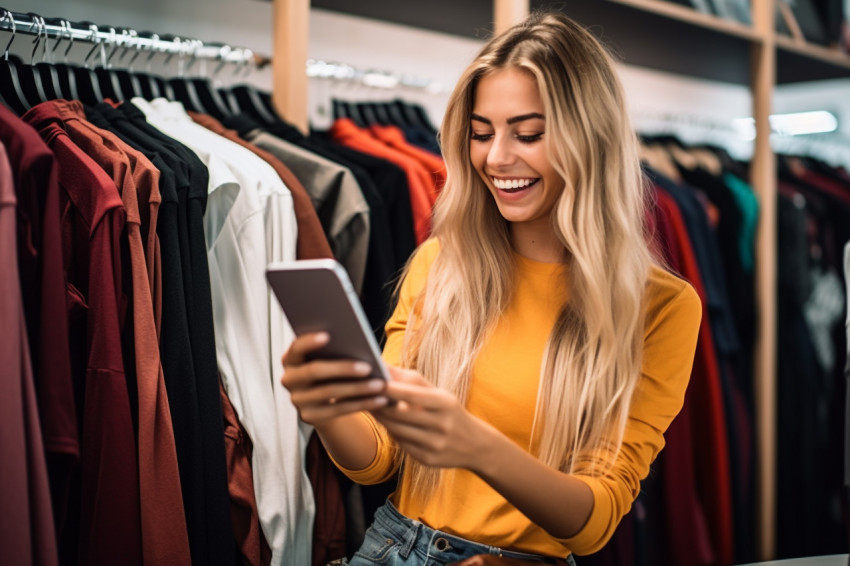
top-left (373, 367), bottom-right (594, 538)
top-left (280, 331), bottom-right (389, 470)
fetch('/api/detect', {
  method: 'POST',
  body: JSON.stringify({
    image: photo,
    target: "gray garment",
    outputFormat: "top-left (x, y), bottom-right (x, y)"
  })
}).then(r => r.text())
top-left (246, 130), bottom-right (370, 294)
top-left (803, 264), bottom-right (844, 372)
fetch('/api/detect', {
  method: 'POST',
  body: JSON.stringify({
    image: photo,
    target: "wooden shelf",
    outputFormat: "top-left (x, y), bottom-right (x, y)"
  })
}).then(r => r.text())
top-left (607, 0), bottom-right (762, 41)
top-left (775, 34), bottom-right (850, 82)
top-left (535, 0), bottom-right (760, 84)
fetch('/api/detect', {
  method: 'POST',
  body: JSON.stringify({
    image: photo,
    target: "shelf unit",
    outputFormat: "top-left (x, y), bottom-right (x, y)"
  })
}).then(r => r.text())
top-left (270, 0), bottom-right (850, 560)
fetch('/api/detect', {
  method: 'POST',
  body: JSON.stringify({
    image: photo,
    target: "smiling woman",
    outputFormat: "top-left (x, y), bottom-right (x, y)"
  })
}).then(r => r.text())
top-left (280, 10), bottom-right (702, 566)
top-left (469, 68), bottom-right (564, 260)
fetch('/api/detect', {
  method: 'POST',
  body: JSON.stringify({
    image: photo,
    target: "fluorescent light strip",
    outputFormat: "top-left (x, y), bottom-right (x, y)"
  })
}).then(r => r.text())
top-left (733, 110), bottom-right (839, 140)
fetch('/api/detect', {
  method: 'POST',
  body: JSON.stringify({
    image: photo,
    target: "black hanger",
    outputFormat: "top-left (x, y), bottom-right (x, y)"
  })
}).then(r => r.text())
top-left (257, 90), bottom-right (281, 121)
top-left (67, 22), bottom-right (105, 104)
top-left (383, 100), bottom-right (410, 128)
top-left (410, 103), bottom-right (437, 134)
top-left (229, 84), bottom-right (279, 125)
top-left (168, 77), bottom-right (204, 112)
top-left (13, 14), bottom-right (53, 105)
top-left (338, 100), bottom-right (367, 128)
top-left (0, 55), bottom-right (30, 114)
top-left (332, 98), bottom-right (348, 121)
top-left (29, 14), bottom-right (63, 100)
top-left (369, 102), bottom-right (392, 126)
top-left (394, 99), bottom-right (424, 130)
top-left (357, 102), bottom-right (379, 126)
top-left (0, 11), bottom-right (31, 114)
top-left (42, 18), bottom-right (80, 101)
top-left (131, 31), bottom-right (165, 100)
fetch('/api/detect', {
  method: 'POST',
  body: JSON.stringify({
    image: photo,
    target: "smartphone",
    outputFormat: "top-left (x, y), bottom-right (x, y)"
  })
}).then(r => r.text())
top-left (266, 259), bottom-right (392, 381)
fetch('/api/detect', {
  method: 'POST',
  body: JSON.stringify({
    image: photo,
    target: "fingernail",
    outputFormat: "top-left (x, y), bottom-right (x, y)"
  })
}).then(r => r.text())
top-left (353, 362), bottom-right (371, 375)
top-left (367, 379), bottom-right (384, 391)
top-left (314, 332), bottom-right (330, 344)
top-left (373, 396), bottom-right (388, 406)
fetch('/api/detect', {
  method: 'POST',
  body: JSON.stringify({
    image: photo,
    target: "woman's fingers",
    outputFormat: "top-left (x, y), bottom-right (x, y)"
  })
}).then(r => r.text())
top-left (290, 378), bottom-right (386, 407)
top-left (282, 358), bottom-right (373, 388)
top-left (299, 394), bottom-right (389, 424)
top-left (383, 380), bottom-right (451, 411)
top-left (281, 331), bottom-right (330, 366)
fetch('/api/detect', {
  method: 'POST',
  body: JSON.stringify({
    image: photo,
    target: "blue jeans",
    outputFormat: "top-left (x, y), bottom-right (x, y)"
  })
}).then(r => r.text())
top-left (339, 500), bottom-right (577, 566)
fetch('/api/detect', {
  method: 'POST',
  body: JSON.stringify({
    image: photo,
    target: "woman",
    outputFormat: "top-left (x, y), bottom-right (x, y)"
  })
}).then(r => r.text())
top-left (282, 11), bottom-right (701, 565)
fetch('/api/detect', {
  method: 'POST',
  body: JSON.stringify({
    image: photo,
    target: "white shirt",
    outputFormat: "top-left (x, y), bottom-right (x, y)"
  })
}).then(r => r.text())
top-left (133, 98), bottom-right (313, 566)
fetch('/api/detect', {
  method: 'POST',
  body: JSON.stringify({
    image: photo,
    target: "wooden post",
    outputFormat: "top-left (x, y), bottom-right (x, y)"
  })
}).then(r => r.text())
top-left (493, 0), bottom-right (529, 35)
top-left (272, 0), bottom-right (309, 132)
top-left (750, 0), bottom-right (777, 559)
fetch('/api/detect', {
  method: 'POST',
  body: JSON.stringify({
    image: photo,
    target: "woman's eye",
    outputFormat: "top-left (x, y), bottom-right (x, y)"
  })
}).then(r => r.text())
top-left (471, 132), bottom-right (493, 142)
top-left (516, 133), bottom-right (544, 143)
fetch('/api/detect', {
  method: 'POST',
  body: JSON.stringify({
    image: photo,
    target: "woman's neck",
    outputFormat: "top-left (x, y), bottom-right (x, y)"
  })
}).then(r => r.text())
top-left (509, 222), bottom-right (564, 263)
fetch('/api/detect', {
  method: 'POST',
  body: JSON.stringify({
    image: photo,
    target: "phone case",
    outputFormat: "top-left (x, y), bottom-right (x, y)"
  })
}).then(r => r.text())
top-left (266, 259), bottom-right (391, 380)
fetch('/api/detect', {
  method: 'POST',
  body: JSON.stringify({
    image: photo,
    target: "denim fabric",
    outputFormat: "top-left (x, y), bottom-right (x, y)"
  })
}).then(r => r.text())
top-left (337, 500), bottom-right (577, 566)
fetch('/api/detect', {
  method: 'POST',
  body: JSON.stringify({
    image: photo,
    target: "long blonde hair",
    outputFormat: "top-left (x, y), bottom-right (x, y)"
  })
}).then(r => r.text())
top-left (399, 11), bottom-right (653, 498)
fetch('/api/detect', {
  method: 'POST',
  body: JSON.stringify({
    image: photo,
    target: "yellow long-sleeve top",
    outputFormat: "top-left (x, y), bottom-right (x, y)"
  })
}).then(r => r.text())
top-left (334, 238), bottom-right (701, 557)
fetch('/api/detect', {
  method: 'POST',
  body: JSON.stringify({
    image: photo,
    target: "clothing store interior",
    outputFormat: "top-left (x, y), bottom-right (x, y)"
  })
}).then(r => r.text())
top-left (1, 0), bottom-right (849, 565)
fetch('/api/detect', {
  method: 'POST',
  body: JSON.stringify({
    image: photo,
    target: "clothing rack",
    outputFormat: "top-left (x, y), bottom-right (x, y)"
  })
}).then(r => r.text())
top-left (633, 108), bottom-right (756, 161)
top-left (0, 7), bottom-right (255, 66)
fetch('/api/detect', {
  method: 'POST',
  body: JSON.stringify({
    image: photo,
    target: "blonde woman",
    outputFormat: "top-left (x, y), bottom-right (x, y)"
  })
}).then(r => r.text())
top-left (282, 11), bottom-right (701, 565)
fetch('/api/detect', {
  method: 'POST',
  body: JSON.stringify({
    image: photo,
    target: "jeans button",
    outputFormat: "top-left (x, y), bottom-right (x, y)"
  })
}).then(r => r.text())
top-left (434, 537), bottom-right (451, 551)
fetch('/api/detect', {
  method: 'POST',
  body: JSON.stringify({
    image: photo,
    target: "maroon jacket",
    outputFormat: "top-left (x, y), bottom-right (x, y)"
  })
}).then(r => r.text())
top-left (23, 102), bottom-right (142, 566)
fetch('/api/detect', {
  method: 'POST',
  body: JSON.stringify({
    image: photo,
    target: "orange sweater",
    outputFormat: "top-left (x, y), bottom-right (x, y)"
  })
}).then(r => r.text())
top-left (335, 238), bottom-right (701, 556)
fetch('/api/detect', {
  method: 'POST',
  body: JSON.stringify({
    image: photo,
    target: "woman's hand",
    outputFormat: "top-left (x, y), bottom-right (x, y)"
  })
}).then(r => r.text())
top-left (372, 367), bottom-right (498, 471)
top-left (280, 332), bottom-right (389, 427)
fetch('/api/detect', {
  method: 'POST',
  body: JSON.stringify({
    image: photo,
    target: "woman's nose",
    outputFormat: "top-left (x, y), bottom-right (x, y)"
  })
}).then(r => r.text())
top-left (486, 135), bottom-right (515, 169)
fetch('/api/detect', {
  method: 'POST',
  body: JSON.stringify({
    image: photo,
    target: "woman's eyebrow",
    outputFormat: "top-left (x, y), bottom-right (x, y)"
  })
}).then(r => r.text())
top-left (470, 112), bottom-right (545, 125)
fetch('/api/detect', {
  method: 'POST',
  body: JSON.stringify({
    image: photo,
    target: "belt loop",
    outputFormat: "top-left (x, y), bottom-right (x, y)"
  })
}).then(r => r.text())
top-left (399, 520), bottom-right (420, 559)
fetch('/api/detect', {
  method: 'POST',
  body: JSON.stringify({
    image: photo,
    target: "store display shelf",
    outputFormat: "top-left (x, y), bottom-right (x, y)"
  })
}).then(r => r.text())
top-left (607, 0), bottom-right (762, 41)
top-left (775, 34), bottom-right (850, 82)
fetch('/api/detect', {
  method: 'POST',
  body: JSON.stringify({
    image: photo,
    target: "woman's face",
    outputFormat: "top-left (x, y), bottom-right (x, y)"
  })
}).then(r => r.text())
top-left (469, 67), bottom-right (564, 230)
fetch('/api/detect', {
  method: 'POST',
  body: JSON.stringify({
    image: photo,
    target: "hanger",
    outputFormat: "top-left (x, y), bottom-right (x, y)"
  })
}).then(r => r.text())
top-left (383, 99), bottom-right (411, 128)
top-left (78, 23), bottom-right (125, 101)
top-left (175, 41), bottom-right (234, 120)
top-left (161, 36), bottom-right (203, 111)
top-left (223, 53), bottom-right (280, 124)
top-left (394, 99), bottom-right (433, 132)
top-left (110, 28), bottom-right (142, 99)
top-left (369, 101), bottom-right (392, 126)
top-left (14, 13), bottom-right (50, 106)
top-left (70, 22), bottom-right (104, 104)
top-left (0, 10), bottom-right (31, 114)
top-left (133, 32), bottom-right (164, 100)
top-left (44, 18), bottom-right (80, 101)
top-left (357, 102), bottom-right (380, 126)
top-left (31, 15), bottom-right (63, 100)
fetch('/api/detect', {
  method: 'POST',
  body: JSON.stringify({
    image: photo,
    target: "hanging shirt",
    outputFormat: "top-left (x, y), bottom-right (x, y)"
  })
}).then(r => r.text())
top-left (189, 112), bottom-right (334, 261)
top-left (23, 102), bottom-right (142, 566)
top-left (368, 124), bottom-right (446, 201)
top-left (133, 98), bottom-right (313, 566)
top-left (49, 99), bottom-right (191, 566)
top-left (330, 118), bottom-right (433, 244)
top-left (88, 101), bottom-right (221, 566)
top-left (240, 129), bottom-right (370, 294)
top-left (0, 105), bottom-right (77, 532)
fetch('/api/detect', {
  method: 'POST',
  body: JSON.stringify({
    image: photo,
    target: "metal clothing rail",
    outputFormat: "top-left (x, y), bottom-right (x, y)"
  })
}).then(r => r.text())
top-left (0, 7), bottom-right (254, 65)
top-left (306, 58), bottom-right (450, 94)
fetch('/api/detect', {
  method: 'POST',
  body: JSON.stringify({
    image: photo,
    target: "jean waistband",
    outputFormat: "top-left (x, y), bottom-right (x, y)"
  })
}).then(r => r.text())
top-left (371, 500), bottom-right (571, 564)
